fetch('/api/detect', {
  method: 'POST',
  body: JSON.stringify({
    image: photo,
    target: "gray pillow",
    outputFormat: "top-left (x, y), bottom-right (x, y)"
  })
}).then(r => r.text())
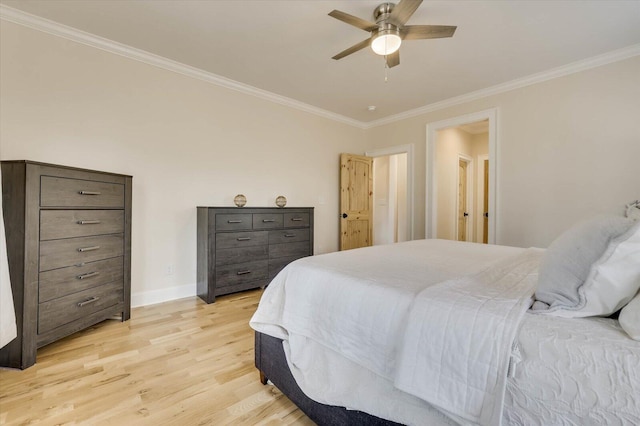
top-left (532, 215), bottom-right (637, 313)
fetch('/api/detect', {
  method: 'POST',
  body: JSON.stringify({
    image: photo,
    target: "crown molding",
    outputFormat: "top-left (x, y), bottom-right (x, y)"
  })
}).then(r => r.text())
top-left (2, 5), bottom-right (638, 131)
top-left (363, 43), bottom-right (640, 129)
top-left (0, 5), bottom-right (366, 129)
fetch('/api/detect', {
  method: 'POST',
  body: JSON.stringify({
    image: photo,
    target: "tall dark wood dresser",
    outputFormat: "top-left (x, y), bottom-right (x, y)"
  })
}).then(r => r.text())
top-left (197, 206), bottom-right (314, 303)
top-left (1, 161), bottom-right (132, 369)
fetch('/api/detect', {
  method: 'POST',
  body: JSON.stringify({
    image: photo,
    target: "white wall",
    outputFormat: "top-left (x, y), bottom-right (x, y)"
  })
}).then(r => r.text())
top-left (0, 22), bottom-right (367, 306)
top-left (366, 56), bottom-right (640, 248)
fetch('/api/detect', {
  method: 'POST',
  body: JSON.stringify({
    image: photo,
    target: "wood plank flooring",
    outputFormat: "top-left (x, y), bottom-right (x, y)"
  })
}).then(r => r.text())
top-left (0, 289), bottom-right (315, 425)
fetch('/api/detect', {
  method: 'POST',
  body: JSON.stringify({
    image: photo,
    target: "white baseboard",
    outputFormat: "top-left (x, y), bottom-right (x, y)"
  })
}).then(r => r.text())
top-left (131, 283), bottom-right (196, 308)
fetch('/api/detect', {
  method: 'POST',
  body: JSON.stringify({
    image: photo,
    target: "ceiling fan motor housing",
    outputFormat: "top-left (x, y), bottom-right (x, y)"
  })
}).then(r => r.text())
top-left (374, 2), bottom-right (396, 23)
top-left (374, 22), bottom-right (401, 37)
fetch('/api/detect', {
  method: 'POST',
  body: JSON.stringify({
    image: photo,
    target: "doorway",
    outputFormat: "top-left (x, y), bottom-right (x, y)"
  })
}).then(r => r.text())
top-left (366, 144), bottom-right (414, 245)
top-left (426, 109), bottom-right (497, 243)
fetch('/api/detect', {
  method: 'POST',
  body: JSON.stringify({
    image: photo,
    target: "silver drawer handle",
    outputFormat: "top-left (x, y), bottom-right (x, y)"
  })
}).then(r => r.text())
top-left (77, 271), bottom-right (100, 280)
top-left (228, 220), bottom-right (243, 224)
top-left (237, 270), bottom-right (251, 275)
top-left (77, 296), bottom-right (100, 307)
top-left (284, 234), bottom-right (296, 238)
top-left (77, 220), bottom-right (101, 225)
top-left (77, 246), bottom-right (100, 252)
top-left (262, 219), bottom-right (275, 223)
top-left (291, 218), bottom-right (303, 222)
top-left (78, 191), bottom-right (101, 195)
top-left (237, 237), bottom-right (251, 241)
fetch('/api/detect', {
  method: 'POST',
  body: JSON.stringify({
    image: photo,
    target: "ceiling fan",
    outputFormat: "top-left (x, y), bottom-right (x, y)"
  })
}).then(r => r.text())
top-left (329, 0), bottom-right (456, 68)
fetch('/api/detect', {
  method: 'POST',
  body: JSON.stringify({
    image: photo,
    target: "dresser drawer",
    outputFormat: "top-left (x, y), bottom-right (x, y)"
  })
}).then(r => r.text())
top-left (38, 280), bottom-right (123, 334)
top-left (40, 234), bottom-right (124, 272)
top-left (215, 214), bottom-right (252, 231)
top-left (253, 213), bottom-right (283, 230)
top-left (216, 245), bottom-right (268, 266)
top-left (284, 212), bottom-right (310, 228)
top-left (40, 210), bottom-right (124, 241)
top-left (215, 260), bottom-right (268, 288)
top-left (40, 176), bottom-right (124, 208)
top-left (270, 241), bottom-right (310, 259)
top-left (269, 255), bottom-right (304, 279)
top-left (39, 257), bottom-right (124, 303)
top-left (268, 229), bottom-right (310, 245)
top-left (216, 231), bottom-right (268, 249)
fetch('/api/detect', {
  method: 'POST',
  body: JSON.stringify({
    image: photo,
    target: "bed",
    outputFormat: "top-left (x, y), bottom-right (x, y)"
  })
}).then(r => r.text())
top-left (250, 217), bottom-right (640, 426)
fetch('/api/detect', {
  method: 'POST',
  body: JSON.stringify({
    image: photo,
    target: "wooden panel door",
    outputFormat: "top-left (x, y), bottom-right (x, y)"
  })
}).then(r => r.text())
top-left (340, 154), bottom-right (373, 251)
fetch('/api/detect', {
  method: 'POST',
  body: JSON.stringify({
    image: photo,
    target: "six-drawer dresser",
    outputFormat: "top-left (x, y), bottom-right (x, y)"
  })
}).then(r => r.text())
top-left (197, 207), bottom-right (314, 303)
top-left (0, 161), bottom-right (132, 369)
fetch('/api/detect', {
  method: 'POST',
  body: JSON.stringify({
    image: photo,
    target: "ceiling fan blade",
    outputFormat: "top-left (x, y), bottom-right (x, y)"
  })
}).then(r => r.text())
top-left (386, 50), bottom-right (400, 68)
top-left (388, 0), bottom-right (423, 27)
top-left (332, 38), bottom-right (371, 60)
top-left (328, 10), bottom-right (378, 32)
top-left (401, 25), bottom-right (457, 40)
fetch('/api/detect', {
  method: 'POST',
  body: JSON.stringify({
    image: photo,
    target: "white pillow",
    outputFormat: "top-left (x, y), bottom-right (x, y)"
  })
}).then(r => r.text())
top-left (532, 217), bottom-right (640, 317)
top-left (619, 291), bottom-right (640, 340)
top-left (579, 221), bottom-right (640, 316)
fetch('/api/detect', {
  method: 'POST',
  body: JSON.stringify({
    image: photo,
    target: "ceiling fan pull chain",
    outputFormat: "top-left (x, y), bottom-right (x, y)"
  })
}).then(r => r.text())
top-left (384, 57), bottom-right (389, 82)
top-left (384, 36), bottom-right (390, 82)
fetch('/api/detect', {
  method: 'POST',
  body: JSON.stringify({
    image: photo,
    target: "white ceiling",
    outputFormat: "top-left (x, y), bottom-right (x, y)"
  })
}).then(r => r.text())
top-left (2, 1), bottom-right (640, 125)
top-left (458, 120), bottom-right (488, 135)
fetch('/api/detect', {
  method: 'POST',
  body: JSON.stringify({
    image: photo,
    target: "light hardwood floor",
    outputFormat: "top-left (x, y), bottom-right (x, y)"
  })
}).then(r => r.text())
top-left (0, 289), bottom-right (314, 425)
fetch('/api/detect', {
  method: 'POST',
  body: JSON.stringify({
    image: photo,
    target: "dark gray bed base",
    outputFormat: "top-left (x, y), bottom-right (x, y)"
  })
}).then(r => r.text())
top-left (255, 331), bottom-right (402, 425)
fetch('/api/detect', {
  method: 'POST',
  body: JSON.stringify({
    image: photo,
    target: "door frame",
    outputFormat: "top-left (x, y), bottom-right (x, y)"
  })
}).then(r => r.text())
top-left (426, 108), bottom-right (497, 243)
top-left (456, 154), bottom-right (473, 242)
top-left (365, 144), bottom-right (415, 240)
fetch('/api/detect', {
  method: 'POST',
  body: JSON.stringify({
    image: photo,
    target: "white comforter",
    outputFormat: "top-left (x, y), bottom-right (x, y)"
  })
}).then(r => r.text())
top-left (250, 240), bottom-right (640, 425)
top-left (505, 314), bottom-right (640, 425)
top-left (251, 239), bottom-right (523, 424)
top-left (251, 240), bottom-right (522, 381)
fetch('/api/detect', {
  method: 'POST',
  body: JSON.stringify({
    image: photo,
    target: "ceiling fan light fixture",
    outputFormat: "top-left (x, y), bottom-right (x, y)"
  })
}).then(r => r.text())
top-left (371, 28), bottom-right (401, 56)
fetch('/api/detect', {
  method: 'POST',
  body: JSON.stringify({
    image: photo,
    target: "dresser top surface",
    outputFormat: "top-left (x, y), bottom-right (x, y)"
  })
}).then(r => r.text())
top-left (1, 160), bottom-right (132, 178)
top-left (197, 206), bottom-right (314, 210)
